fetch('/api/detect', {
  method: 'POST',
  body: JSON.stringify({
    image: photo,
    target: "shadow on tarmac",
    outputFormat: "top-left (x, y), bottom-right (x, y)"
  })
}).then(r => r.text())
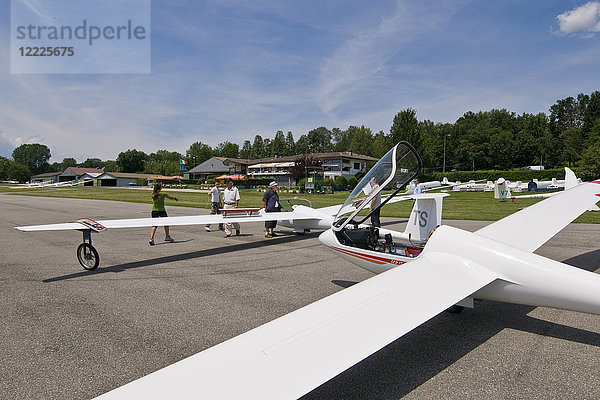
top-left (331, 279), bottom-right (359, 289)
top-left (301, 249), bottom-right (600, 400)
top-left (43, 232), bottom-right (318, 283)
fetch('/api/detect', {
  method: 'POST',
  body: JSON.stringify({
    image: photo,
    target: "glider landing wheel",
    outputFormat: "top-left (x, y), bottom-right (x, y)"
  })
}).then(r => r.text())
top-left (295, 229), bottom-right (307, 235)
top-left (77, 243), bottom-right (99, 270)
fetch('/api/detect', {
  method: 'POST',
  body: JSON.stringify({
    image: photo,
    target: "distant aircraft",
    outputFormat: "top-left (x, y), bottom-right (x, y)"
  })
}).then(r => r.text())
top-left (452, 180), bottom-right (494, 191)
top-left (404, 179), bottom-right (441, 194)
top-left (11, 179), bottom-right (92, 189)
top-left (404, 177), bottom-right (480, 194)
top-left (89, 142), bottom-right (600, 400)
top-left (494, 167), bottom-right (583, 200)
top-left (509, 176), bottom-right (570, 192)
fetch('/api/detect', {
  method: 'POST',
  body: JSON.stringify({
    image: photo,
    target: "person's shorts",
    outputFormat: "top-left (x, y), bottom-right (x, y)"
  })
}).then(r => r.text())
top-left (151, 210), bottom-right (168, 218)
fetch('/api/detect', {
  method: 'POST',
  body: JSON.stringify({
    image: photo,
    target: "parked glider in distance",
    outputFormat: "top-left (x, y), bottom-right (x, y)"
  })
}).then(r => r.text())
top-left (403, 177), bottom-right (483, 194)
top-left (91, 141), bottom-right (600, 400)
top-left (509, 175), bottom-right (570, 192)
top-left (15, 185), bottom-right (435, 270)
top-left (11, 179), bottom-right (93, 189)
top-left (452, 179), bottom-right (494, 191)
top-left (494, 167), bottom-right (582, 200)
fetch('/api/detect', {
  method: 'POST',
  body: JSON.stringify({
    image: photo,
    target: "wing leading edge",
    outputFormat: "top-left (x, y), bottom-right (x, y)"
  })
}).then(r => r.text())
top-left (94, 252), bottom-right (498, 400)
top-left (15, 209), bottom-right (322, 232)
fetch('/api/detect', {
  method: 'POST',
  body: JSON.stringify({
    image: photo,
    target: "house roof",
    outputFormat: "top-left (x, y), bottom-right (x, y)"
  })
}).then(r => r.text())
top-left (61, 167), bottom-right (104, 176)
top-left (214, 157), bottom-right (251, 165)
top-left (32, 171), bottom-right (62, 178)
top-left (78, 172), bottom-right (103, 178)
top-left (98, 172), bottom-right (153, 179)
top-left (188, 157), bottom-right (231, 174)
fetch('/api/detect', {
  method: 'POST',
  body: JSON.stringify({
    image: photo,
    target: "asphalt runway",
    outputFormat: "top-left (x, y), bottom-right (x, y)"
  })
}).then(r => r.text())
top-left (1, 194), bottom-right (599, 400)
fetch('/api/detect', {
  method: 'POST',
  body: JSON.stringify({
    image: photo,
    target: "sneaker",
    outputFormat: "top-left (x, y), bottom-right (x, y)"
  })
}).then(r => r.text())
top-left (148, 239), bottom-right (155, 246)
top-left (235, 229), bottom-right (240, 236)
top-left (265, 232), bottom-right (272, 238)
top-left (224, 234), bottom-right (231, 238)
top-left (164, 236), bottom-right (175, 242)
top-left (271, 232), bottom-right (277, 237)
top-left (205, 226), bottom-right (211, 232)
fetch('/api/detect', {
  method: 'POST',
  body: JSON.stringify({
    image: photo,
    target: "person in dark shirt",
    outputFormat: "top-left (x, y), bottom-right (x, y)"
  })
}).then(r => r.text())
top-left (369, 177), bottom-right (381, 228)
top-left (262, 181), bottom-right (281, 238)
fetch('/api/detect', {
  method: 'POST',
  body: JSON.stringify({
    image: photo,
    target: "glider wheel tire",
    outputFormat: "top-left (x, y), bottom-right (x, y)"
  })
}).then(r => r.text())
top-left (445, 305), bottom-right (464, 314)
top-left (295, 229), bottom-right (307, 236)
top-left (77, 243), bottom-right (99, 271)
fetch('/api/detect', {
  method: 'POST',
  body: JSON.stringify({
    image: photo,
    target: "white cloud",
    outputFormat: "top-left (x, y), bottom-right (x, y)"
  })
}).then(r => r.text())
top-left (16, 0), bottom-right (49, 18)
top-left (317, 1), bottom-right (458, 116)
top-left (556, 1), bottom-right (600, 35)
top-left (0, 132), bottom-right (16, 158)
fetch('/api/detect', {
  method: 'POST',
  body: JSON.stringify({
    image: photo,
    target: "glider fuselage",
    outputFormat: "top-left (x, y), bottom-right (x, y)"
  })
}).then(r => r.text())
top-left (320, 225), bottom-right (600, 316)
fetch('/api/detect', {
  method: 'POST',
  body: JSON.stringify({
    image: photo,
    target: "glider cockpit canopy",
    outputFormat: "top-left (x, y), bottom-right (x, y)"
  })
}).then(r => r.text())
top-left (333, 141), bottom-right (421, 231)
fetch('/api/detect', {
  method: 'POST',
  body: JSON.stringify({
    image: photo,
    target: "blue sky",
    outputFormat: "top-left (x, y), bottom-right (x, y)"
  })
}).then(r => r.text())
top-left (1, 0), bottom-right (600, 162)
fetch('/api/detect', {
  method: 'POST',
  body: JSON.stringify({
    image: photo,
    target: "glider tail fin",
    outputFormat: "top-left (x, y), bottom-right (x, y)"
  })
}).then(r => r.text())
top-left (564, 167), bottom-right (578, 190)
top-left (404, 195), bottom-right (444, 242)
top-left (494, 178), bottom-right (511, 200)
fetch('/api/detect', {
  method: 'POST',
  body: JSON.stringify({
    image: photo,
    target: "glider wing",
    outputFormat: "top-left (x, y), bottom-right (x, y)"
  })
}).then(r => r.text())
top-left (94, 252), bottom-right (497, 399)
top-left (476, 180), bottom-right (600, 252)
top-left (15, 209), bottom-right (322, 232)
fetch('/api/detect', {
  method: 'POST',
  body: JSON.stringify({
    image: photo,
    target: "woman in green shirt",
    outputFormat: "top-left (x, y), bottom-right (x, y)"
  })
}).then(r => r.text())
top-left (149, 182), bottom-right (179, 245)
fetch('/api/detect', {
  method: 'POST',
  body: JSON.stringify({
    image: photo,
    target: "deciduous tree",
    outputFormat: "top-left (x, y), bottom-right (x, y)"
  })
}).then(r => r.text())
top-left (348, 125), bottom-right (373, 156)
top-left (239, 140), bottom-right (252, 159)
top-left (186, 142), bottom-right (214, 166)
top-left (216, 141), bottom-right (240, 159)
top-left (284, 131), bottom-right (295, 156)
top-left (116, 149), bottom-right (147, 173)
top-left (390, 108), bottom-right (420, 151)
top-left (250, 135), bottom-right (264, 159)
top-left (11, 143), bottom-right (51, 175)
top-left (307, 127), bottom-right (332, 153)
top-left (271, 131), bottom-right (286, 156)
top-left (79, 158), bottom-right (105, 169)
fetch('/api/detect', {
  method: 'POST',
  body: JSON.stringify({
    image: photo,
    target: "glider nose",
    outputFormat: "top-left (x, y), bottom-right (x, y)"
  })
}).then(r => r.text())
top-left (319, 228), bottom-right (337, 247)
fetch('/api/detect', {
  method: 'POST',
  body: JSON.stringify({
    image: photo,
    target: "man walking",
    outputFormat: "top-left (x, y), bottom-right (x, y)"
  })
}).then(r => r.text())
top-left (205, 181), bottom-right (223, 232)
top-left (263, 181), bottom-right (281, 237)
top-left (223, 178), bottom-right (241, 237)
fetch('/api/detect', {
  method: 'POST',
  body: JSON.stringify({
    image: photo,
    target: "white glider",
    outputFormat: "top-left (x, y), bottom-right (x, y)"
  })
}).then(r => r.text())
top-left (91, 141), bottom-right (600, 400)
top-left (494, 167), bottom-right (580, 200)
top-left (15, 188), bottom-right (427, 270)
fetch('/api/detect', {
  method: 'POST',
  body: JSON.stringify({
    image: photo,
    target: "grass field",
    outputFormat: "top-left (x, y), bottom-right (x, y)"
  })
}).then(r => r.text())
top-left (1, 184), bottom-right (599, 223)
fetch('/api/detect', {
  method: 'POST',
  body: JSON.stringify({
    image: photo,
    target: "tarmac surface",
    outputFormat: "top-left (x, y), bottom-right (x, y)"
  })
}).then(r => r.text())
top-left (1, 194), bottom-right (599, 400)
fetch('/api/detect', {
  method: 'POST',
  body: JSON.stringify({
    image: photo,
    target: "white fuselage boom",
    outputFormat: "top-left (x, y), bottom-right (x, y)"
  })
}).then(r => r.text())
top-left (319, 225), bottom-right (600, 316)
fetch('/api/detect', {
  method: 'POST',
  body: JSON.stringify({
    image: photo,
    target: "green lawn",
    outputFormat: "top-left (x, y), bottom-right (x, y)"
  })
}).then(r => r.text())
top-left (1, 184), bottom-right (599, 223)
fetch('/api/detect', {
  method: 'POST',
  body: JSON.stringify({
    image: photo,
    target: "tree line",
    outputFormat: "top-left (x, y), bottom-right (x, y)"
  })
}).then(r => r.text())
top-left (2, 90), bottom-right (599, 182)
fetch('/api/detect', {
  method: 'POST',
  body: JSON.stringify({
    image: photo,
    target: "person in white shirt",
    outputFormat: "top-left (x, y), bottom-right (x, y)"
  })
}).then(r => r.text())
top-left (223, 178), bottom-right (241, 237)
top-left (413, 178), bottom-right (423, 194)
top-left (205, 181), bottom-right (223, 232)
